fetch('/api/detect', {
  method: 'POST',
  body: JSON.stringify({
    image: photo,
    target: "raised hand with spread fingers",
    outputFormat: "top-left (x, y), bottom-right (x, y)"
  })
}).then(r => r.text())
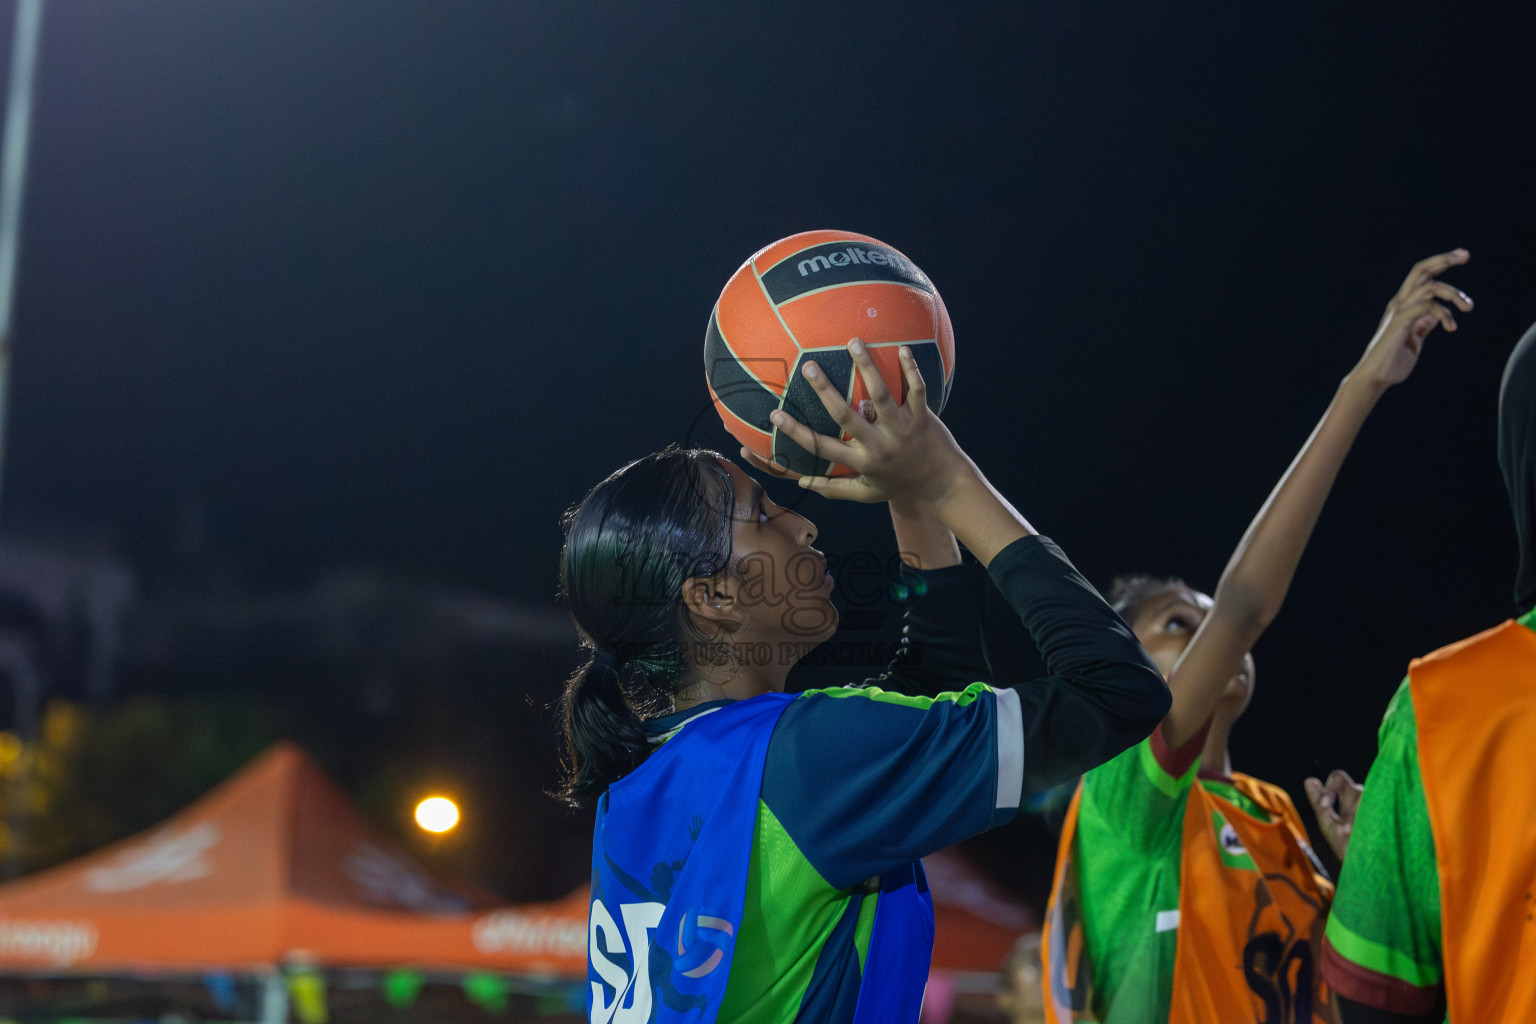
top-left (741, 337), bottom-right (1033, 566)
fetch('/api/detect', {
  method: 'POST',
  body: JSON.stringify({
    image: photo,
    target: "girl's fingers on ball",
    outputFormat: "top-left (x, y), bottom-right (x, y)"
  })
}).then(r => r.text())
top-left (798, 473), bottom-right (827, 492)
top-left (740, 447), bottom-right (800, 479)
top-left (797, 473), bottom-right (838, 497)
top-left (847, 339), bottom-right (898, 415)
top-left (770, 409), bottom-right (860, 465)
top-left (799, 475), bottom-right (880, 503)
top-left (898, 346), bottom-right (929, 412)
top-left (802, 360), bottom-right (876, 441)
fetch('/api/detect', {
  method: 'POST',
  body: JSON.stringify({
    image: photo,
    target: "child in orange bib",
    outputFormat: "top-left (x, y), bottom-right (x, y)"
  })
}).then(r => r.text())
top-left (1041, 250), bottom-right (1472, 1024)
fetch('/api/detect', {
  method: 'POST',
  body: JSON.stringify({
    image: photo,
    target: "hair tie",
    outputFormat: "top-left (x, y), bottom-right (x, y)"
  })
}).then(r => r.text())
top-left (592, 646), bottom-right (626, 673)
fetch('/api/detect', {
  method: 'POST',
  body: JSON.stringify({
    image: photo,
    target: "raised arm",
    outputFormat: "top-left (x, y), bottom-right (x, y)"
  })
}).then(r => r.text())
top-left (749, 337), bottom-right (1169, 783)
top-left (1161, 250), bottom-right (1472, 748)
top-left (746, 338), bottom-right (1035, 562)
top-left (857, 561), bottom-right (995, 698)
top-left (740, 346), bottom-right (1011, 700)
top-left (889, 499), bottom-right (962, 570)
top-left (855, 500), bottom-right (991, 697)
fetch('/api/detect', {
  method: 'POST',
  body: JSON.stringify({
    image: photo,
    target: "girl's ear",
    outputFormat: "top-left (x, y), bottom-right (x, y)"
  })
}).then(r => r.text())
top-left (682, 574), bottom-right (747, 634)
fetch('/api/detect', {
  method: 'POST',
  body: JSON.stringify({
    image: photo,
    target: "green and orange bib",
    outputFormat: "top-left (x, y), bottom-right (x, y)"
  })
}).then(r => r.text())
top-left (1044, 773), bottom-right (1336, 1023)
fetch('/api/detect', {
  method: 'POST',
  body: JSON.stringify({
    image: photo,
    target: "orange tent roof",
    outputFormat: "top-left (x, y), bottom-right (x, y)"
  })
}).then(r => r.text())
top-left (0, 743), bottom-right (587, 976)
top-left (0, 742), bottom-right (1031, 981)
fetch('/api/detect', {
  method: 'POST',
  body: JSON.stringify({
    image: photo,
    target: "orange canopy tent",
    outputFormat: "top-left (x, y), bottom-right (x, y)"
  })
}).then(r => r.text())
top-left (0, 742), bottom-right (588, 978)
top-left (0, 740), bottom-right (1031, 1006)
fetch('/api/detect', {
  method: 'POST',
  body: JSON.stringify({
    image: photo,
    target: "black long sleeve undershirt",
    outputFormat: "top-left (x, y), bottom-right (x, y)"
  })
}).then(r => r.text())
top-left (868, 535), bottom-right (1169, 793)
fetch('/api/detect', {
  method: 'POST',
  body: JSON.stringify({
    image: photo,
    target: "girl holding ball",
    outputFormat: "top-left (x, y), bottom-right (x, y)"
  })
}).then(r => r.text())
top-left (561, 340), bottom-right (1169, 1024)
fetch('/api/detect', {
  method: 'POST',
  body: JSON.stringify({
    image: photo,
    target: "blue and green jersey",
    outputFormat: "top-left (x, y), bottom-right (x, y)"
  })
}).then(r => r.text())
top-left (625, 536), bottom-right (1168, 1023)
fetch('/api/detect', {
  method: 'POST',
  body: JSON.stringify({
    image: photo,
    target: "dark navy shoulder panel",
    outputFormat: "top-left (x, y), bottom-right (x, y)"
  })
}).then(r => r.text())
top-left (761, 686), bottom-right (1000, 891)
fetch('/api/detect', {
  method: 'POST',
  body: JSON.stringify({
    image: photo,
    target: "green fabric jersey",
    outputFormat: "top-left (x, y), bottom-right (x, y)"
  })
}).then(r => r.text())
top-left (1072, 728), bottom-right (1269, 1024)
top-left (1321, 677), bottom-right (1444, 1013)
top-left (1323, 608), bottom-right (1536, 1019)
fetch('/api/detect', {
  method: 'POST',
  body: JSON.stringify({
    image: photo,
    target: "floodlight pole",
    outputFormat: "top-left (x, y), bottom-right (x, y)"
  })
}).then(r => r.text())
top-left (0, 0), bottom-right (42, 879)
top-left (0, 0), bottom-right (45, 523)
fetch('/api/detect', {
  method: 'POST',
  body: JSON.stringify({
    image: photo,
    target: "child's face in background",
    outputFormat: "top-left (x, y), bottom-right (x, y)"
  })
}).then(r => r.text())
top-left (1129, 587), bottom-right (1255, 715)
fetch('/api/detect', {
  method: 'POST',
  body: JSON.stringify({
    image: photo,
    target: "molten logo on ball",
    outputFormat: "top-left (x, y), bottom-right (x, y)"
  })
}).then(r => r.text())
top-left (795, 245), bottom-right (914, 277)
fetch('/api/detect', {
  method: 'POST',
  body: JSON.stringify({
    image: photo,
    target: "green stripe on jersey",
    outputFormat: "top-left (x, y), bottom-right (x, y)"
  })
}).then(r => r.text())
top-left (1325, 916), bottom-right (1442, 988)
top-left (719, 800), bottom-right (870, 1023)
top-left (665, 680), bottom-right (1009, 1021)
top-left (803, 680), bottom-right (990, 710)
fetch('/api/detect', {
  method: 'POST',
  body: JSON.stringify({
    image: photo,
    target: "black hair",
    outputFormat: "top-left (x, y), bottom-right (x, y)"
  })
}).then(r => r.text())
top-left (1106, 574), bottom-right (1193, 625)
top-left (555, 446), bottom-right (738, 807)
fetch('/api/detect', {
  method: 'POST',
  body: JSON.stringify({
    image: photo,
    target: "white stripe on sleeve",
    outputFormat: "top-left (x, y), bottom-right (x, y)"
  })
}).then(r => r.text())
top-left (989, 685), bottom-right (1025, 810)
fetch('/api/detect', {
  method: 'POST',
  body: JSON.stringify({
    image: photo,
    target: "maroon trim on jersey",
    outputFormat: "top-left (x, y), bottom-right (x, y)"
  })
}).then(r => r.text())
top-left (1321, 935), bottom-right (1442, 1015)
top-left (1148, 717), bottom-right (1209, 779)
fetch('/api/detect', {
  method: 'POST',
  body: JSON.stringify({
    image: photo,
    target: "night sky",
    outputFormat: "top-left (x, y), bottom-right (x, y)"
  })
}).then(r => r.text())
top-left (6, 2), bottom-right (1536, 900)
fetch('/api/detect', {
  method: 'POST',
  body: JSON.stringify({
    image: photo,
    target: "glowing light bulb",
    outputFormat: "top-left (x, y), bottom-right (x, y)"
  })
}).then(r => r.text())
top-left (414, 796), bottom-right (459, 833)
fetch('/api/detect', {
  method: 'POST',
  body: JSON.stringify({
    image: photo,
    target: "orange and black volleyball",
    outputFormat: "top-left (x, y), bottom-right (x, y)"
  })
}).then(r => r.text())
top-left (704, 229), bottom-right (956, 477)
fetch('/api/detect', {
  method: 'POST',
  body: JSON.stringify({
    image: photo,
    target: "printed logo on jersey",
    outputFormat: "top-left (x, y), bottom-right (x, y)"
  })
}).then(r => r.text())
top-left (590, 849), bottom-right (741, 1024)
top-left (588, 895), bottom-right (741, 1024)
top-left (674, 910), bottom-right (734, 979)
top-left (1214, 812), bottom-right (1258, 871)
top-left (1242, 874), bottom-right (1328, 1024)
top-left (589, 896), bottom-right (665, 1024)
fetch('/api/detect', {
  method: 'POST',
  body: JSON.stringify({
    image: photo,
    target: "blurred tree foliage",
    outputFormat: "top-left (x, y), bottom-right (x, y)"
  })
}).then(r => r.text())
top-left (0, 697), bottom-right (286, 874)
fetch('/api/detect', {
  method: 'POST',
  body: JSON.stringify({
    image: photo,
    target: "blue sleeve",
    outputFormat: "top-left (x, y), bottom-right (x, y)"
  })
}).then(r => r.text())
top-left (761, 536), bottom-right (1166, 890)
top-left (868, 537), bottom-right (1169, 793)
top-left (761, 682), bottom-right (1014, 891)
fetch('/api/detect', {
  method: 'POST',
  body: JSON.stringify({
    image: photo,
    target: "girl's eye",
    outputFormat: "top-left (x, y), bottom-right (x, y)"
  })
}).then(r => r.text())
top-left (1164, 614), bottom-right (1194, 633)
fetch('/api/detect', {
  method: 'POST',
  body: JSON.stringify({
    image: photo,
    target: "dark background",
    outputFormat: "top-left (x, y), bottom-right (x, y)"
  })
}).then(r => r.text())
top-left (4, 1), bottom-right (1535, 909)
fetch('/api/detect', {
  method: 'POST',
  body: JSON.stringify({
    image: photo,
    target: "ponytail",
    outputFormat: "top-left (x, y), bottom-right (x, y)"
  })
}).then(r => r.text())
top-left (554, 447), bottom-right (738, 807)
top-left (556, 647), bottom-right (649, 807)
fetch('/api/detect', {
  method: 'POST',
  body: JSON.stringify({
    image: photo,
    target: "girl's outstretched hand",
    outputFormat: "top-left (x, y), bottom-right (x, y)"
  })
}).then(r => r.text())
top-left (750, 339), bottom-right (971, 505)
top-left (1353, 249), bottom-right (1473, 389)
top-left (1304, 768), bottom-right (1364, 862)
